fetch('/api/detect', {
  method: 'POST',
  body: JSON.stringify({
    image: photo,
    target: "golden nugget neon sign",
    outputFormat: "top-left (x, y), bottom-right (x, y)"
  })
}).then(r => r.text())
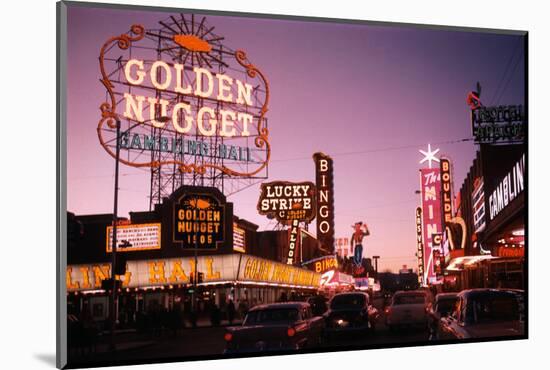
top-left (98, 20), bottom-right (270, 176)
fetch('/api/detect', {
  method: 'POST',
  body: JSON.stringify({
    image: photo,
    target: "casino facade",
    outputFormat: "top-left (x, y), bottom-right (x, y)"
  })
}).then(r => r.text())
top-left (443, 143), bottom-right (525, 291)
top-left (66, 184), bottom-right (335, 325)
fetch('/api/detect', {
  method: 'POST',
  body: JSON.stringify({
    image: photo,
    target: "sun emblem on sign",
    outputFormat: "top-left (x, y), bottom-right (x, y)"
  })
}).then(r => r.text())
top-left (145, 14), bottom-right (228, 67)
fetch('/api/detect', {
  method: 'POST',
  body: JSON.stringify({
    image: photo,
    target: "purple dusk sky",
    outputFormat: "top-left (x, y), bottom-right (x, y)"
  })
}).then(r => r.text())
top-left (66, 4), bottom-right (525, 272)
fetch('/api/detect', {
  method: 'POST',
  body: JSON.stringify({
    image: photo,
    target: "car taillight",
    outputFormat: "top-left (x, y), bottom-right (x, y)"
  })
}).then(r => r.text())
top-left (287, 327), bottom-right (296, 337)
top-left (224, 332), bottom-right (233, 342)
top-left (385, 307), bottom-right (391, 315)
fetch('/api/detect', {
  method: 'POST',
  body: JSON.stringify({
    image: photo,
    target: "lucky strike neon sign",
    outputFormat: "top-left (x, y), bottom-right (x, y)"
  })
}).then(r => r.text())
top-left (98, 20), bottom-right (270, 177)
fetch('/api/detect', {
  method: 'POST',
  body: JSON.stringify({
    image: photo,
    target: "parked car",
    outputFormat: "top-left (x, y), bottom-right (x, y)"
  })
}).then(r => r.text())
top-left (504, 289), bottom-right (525, 323)
top-left (306, 294), bottom-right (329, 316)
top-left (428, 292), bottom-right (459, 340)
top-left (438, 289), bottom-right (524, 340)
top-left (385, 290), bottom-right (431, 331)
top-left (324, 292), bottom-right (378, 340)
top-left (223, 302), bottom-right (325, 354)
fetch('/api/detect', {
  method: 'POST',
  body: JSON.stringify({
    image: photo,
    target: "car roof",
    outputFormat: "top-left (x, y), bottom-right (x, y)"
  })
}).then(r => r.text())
top-left (458, 288), bottom-right (519, 299)
top-left (332, 292), bottom-right (369, 297)
top-left (248, 302), bottom-right (309, 312)
top-left (394, 290), bottom-right (427, 296)
top-left (435, 292), bottom-right (458, 301)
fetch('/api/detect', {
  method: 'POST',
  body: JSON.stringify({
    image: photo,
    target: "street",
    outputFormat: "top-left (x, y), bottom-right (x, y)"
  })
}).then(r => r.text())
top-left (68, 298), bottom-right (430, 367)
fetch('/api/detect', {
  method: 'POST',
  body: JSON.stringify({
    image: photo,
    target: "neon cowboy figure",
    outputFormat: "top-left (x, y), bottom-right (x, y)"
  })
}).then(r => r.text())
top-left (351, 222), bottom-right (370, 266)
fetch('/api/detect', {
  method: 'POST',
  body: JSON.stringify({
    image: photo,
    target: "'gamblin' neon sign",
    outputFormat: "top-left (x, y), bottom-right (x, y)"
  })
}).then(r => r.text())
top-left (98, 17), bottom-right (270, 176)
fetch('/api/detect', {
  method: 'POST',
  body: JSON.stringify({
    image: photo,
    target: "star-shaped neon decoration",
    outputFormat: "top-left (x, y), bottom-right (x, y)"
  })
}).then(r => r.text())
top-left (419, 144), bottom-right (440, 168)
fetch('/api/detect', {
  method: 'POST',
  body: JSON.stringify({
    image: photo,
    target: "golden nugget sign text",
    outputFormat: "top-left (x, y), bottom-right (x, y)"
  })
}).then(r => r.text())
top-left (123, 61), bottom-right (254, 137)
top-left (243, 257), bottom-right (320, 287)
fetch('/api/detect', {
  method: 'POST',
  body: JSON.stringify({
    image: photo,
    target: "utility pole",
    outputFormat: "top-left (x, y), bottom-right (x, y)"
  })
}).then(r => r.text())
top-left (109, 118), bottom-right (121, 351)
top-left (192, 196), bottom-right (199, 327)
top-left (372, 255), bottom-right (380, 278)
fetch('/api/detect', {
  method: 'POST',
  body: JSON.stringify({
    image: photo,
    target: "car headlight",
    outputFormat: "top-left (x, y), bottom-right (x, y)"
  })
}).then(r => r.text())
top-left (335, 319), bottom-right (349, 327)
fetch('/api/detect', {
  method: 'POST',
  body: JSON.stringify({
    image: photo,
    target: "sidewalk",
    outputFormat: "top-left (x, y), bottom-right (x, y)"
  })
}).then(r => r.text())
top-left (81, 318), bottom-right (243, 355)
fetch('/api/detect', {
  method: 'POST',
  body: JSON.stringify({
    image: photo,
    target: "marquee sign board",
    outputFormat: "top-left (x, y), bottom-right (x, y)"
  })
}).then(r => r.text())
top-left (97, 16), bottom-right (270, 178)
top-left (233, 223), bottom-right (246, 253)
top-left (471, 105), bottom-right (525, 144)
top-left (257, 181), bottom-right (317, 223)
top-left (66, 254), bottom-right (321, 292)
top-left (106, 223), bottom-right (161, 252)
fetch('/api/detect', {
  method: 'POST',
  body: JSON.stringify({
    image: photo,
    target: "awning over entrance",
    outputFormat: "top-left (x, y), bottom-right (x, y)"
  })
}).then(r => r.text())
top-left (445, 255), bottom-right (499, 272)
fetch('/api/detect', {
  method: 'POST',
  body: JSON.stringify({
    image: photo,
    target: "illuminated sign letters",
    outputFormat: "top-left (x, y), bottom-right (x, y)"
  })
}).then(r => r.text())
top-left (302, 255), bottom-right (339, 274)
top-left (233, 223), bottom-right (246, 253)
top-left (415, 207), bottom-right (424, 285)
top-left (257, 181), bottom-right (316, 265)
top-left (257, 181), bottom-right (317, 222)
top-left (440, 158), bottom-right (453, 226)
top-left (173, 192), bottom-right (225, 249)
top-left (314, 153), bottom-right (335, 252)
top-left (420, 168), bottom-right (442, 283)
top-left (488, 154), bottom-right (525, 221)
top-left (472, 177), bottom-right (486, 233)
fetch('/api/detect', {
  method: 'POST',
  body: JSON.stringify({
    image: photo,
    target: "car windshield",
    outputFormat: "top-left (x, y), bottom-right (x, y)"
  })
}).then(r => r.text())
top-left (330, 294), bottom-right (366, 309)
top-left (393, 294), bottom-right (425, 305)
top-left (436, 298), bottom-right (458, 314)
top-left (244, 308), bottom-right (299, 325)
top-left (468, 294), bottom-right (519, 324)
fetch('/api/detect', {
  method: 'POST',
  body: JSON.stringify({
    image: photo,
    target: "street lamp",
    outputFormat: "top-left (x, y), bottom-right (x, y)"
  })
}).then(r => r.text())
top-left (108, 115), bottom-right (170, 348)
top-left (189, 195), bottom-right (200, 327)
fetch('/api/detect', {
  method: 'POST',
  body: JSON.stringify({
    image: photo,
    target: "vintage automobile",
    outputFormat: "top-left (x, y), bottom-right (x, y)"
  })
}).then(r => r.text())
top-left (385, 290), bottom-right (431, 331)
top-left (323, 292), bottom-right (378, 340)
top-left (306, 294), bottom-right (329, 316)
top-left (428, 292), bottom-right (459, 340)
top-left (223, 302), bottom-right (325, 353)
top-left (438, 289), bottom-right (525, 340)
